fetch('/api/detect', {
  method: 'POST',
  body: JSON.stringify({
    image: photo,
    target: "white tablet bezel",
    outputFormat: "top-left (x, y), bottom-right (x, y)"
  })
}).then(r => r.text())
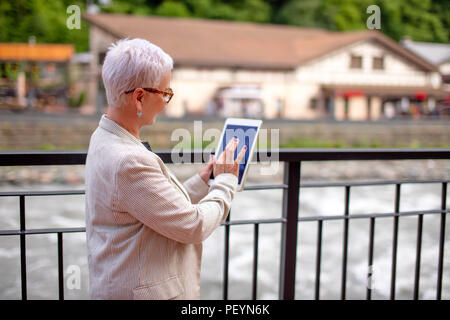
top-left (213, 118), bottom-right (263, 191)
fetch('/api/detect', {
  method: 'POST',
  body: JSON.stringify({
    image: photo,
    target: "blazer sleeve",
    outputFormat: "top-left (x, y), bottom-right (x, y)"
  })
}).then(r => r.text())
top-left (182, 173), bottom-right (210, 204)
top-left (115, 153), bottom-right (238, 244)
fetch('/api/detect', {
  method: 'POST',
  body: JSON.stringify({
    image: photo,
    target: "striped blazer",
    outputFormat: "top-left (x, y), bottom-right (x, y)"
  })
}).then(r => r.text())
top-left (85, 114), bottom-right (238, 299)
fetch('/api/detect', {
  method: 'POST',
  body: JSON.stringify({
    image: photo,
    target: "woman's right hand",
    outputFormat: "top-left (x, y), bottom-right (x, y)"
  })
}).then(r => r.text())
top-left (212, 137), bottom-right (247, 178)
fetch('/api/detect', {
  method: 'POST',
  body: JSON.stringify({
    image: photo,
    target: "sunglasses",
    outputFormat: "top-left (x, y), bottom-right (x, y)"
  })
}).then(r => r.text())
top-left (124, 87), bottom-right (174, 103)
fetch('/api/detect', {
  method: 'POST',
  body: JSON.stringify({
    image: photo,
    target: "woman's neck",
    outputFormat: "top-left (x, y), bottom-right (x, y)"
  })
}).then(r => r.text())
top-left (106, 106), bottom-right (140, 140)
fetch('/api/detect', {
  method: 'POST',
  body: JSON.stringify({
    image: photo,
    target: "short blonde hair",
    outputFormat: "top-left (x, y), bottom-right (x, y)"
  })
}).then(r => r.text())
top-left (102, 38), bottom-right (174, 107)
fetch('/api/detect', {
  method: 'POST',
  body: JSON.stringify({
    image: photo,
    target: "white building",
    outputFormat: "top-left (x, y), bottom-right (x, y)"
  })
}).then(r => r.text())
top-left (401, 39), bottom-right (450, 91)
top-left (84, 13), bottom-right (446, 120)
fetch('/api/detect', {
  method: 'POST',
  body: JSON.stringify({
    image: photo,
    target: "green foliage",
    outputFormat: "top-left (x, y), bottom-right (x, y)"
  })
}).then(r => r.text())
top-left (280, 137), bottom-right (348, 148)
top-left (155, 1), bottom-right (190, 17)
top-left (274, 0), bottom-right (324, 27)
top-left (4, 62), bottom-right (21, 81)
top-left (232, 0), bottom-right (272, 23)
top-left (325, 0), bottom-right (371, 31)
top-left (0, 0), bottom-right (89, 52)
top-left (38, 142), bottom-right (56, 150)
top-left (100, 0), bottom-right (152, 15)
top-left (29, 63), bottom-right (40, 84)
top-left (0, 0), bottom-right (448, 52)
top-left (280, 136), bottom-right (450, 148)
top-left (68, 91), bottom-right (87, 108)
top-left (371, 0), bottom-right (448, 42)
top-left (274, 0), bottom-right (449, 42)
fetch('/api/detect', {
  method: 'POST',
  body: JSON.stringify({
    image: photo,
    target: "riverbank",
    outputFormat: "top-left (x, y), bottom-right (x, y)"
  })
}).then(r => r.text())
top-left (1, 159), bottom-right (449, 187)
top-left (1, 110), bottom-right (450, 150)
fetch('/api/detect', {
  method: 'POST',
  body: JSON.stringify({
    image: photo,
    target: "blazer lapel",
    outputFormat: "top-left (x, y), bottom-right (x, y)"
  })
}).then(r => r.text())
top-left (153, 155), bottom-right (191, 203)
top-left (168, 171), bottom-right (191, 202)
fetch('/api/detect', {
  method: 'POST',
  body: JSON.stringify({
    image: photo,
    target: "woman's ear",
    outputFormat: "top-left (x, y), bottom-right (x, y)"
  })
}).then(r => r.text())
top-left (133, 88), bottom-right (144, 111)
top-left (133, 88), bottom-right (144, 103)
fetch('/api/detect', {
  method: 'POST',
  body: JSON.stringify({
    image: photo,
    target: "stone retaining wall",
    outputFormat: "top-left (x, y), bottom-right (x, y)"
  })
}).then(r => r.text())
top-left (0, 111), bottom-right (449, 150)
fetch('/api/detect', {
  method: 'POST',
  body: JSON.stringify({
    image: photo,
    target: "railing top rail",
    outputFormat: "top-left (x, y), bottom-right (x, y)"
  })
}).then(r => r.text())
top-left (1, 148), bottom-right (450, 166)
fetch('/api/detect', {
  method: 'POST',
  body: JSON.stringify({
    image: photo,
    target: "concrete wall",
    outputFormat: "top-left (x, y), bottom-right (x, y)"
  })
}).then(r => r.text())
top-left (439, 61), bottom-right (450, 75)
top-left (0, 112), bottom-right (449, 150)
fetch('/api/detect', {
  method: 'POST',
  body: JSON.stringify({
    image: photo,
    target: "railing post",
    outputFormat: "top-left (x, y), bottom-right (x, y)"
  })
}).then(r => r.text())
top-left (279, 161), bottom-right (300, 300)
top-left (341, 186), bottom-right (351, 300)
top-left (19, 195), bottom-right (27, 301)
top-left (222, 209), bottom-right (231, 300)
top-left (252, 223), bottom-right (259, 300)
top-left (390, 183), bottom-right (401, 300)
top-left (315, 220), bottom-right (323, 300)
top-left (436, 182), bottom-right (447, 300)
top-left (58, 232), bottom-right (64, 300)
top-left (414, 213), bottom-right (424, 300)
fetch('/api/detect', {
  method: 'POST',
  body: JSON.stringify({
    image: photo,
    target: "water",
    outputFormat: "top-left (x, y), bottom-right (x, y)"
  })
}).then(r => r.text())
top-left (0, 176), bottom-right (449, 300)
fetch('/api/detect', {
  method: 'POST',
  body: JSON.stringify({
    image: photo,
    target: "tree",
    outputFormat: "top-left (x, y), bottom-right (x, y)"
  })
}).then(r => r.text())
top-left (0, 0), bottom-right (448, 48)
top-left (274, 0), bottom-right (324, 27)
top-left (155, 1), bottom-right (190, 17)
top-left (377, 0), bottom-right (448, 42)
top-left (0, 0), bottom-right (89, 52)
top-left (272, 0), bottom-right (449, 43)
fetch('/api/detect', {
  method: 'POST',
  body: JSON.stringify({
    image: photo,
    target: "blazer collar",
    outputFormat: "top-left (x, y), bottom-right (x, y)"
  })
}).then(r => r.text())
top-left (99, 114), bottom-right (149, 151)
top-left (99, 115), bottom-right (190, 201)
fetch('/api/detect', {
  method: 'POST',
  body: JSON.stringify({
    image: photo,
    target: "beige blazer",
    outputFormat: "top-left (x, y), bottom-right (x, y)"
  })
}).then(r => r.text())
top-left (85, 114), bottom-right (238, 300)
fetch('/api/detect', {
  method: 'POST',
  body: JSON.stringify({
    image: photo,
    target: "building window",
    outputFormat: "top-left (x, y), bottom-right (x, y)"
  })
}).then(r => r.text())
top-left (0, 63), bottom-right (6, 79)
top-left (350, 55), bottom-right (362, 69)
top-left (373, 56), bottom-right (384, 70)
top-left (44, 63), bottom-right (56, 77)
top-left (309, 98), bottom-right (318, 110)
top-left (98, 52), bottom-right (106, 65)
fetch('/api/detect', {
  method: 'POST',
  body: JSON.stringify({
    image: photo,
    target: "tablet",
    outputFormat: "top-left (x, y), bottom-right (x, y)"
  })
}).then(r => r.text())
top-left (209, 118), bottom-right (263, 191)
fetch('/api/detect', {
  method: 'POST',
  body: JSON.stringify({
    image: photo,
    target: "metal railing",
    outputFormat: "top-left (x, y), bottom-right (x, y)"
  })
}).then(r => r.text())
top-left (0, 148), bottom-right (449, 300)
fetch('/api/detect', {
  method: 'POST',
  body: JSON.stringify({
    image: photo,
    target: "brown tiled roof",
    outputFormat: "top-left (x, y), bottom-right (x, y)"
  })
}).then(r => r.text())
top-left (0, 43), bottom-right (74, 62)
top-left (84, 13), bottom-right (437, 72)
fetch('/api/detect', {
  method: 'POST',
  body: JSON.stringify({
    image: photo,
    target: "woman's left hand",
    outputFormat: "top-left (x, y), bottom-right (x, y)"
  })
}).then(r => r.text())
top-left (199, 155), bottom-right (215, 184)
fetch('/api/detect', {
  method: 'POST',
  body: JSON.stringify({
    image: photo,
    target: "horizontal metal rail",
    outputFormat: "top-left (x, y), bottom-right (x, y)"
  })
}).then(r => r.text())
top-left (1, 206), bottom-right (448, 236)
top-left (1, 148), bottom-right (450, 166)
top-left (0, 227), bottom-right (86, 236)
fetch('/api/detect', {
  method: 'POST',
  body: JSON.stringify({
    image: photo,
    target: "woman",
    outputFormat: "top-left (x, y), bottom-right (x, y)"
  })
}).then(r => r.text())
top-left (85, 38), bottom-right (247, 300)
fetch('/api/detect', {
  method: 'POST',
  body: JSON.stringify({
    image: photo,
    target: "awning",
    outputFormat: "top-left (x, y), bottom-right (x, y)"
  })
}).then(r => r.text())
top-left (0, 43), bottom-right (74, 62)
top-left (323, 84), bottom-right (447, 98)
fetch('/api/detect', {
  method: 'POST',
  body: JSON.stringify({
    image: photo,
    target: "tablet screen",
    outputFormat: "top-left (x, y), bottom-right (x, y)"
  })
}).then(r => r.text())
top-left (216, 124), bottom-right (259, 184)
